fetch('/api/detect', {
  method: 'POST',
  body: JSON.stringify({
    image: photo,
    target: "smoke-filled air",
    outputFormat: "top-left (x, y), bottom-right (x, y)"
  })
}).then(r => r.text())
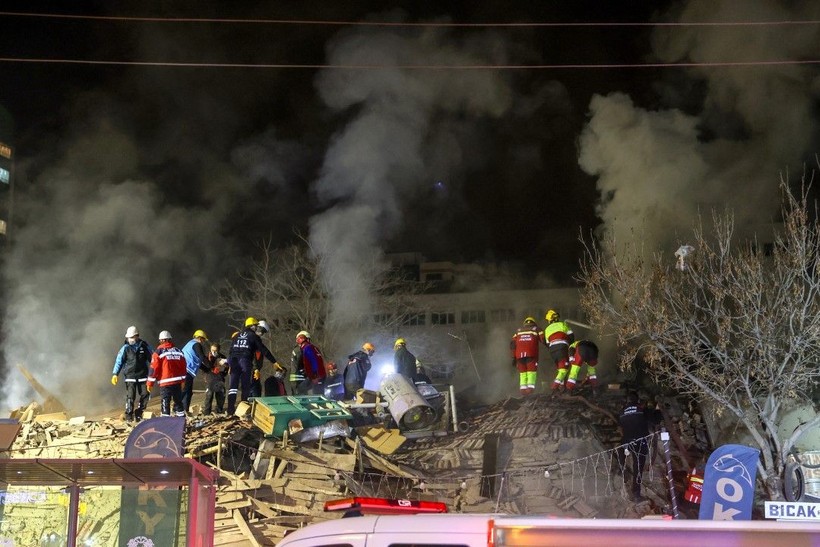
top-left (1, 0), bottom-right (818, 412)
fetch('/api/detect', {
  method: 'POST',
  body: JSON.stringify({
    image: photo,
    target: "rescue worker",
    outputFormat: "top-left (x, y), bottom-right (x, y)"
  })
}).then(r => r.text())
top-left (251, 320), bottom-right (282, 397)
top-left (323, 362), bottom-right (345, 400)
top-left (294, 331), bottom-right (326, 395)
top-left (112, 326), bottom-right (154, 422)
top-left (226, 317), bottom-right (282, 414)
top-left (258, 320), bottom-right (287, 396)
top-left (147, 331), bottom-right (187, 417)
top-left (510, 317), bottom-right (542, 396)
top-left (203, 342), bottom-right (228, 415)
top-left (344, 342), bottom-right (375, 399)
top-left (543, 309), bottom-right (574, 391)
top-left (289, 340), bottom-right (308, 395)
top-left (182, 329), bottom-right (209, 413)
top-left (393, 338), bottom-right (418, 381)
top-left (617, 391), bottom-right (660, 502)
top-left (566, 339), bottom-right (599, 393)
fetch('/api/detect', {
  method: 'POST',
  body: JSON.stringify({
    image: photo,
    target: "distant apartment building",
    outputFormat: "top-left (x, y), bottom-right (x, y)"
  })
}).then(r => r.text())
top-left (378, 253), bottom-right (588, 383)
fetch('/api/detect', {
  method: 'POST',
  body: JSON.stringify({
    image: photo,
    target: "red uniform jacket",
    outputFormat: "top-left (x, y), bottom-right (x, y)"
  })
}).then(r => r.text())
top-left (511, 325), bottom-right (542, 360)
top-left (148, 342), bottom-right (187, 390)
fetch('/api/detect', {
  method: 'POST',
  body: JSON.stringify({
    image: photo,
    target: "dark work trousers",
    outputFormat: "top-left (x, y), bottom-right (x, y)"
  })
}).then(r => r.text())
top-left (125, 378), bottom-right (150, 421)
top-left (264, 376), bottom-right (287, 396)
top-left (159, 384), bottom-right (185, 417)
top-left (203, 377), bottom-right (226, 414)
top-left (227, 357), bottom-right (253, 414)
top-left (181, 372), bottom-right (197, 412)
top-left (617, 438), bottom-right (649, 498)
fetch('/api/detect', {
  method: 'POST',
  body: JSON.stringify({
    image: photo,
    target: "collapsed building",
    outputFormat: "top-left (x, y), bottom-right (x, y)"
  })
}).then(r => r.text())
top-left (0, 367), bottom-right (714, 546)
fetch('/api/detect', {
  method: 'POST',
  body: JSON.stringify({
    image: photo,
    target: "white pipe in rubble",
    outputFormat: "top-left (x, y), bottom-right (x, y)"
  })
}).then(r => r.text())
top-left (449, 384), bottom-right (458, 433)
top-left (340, 402), bottom-right (389, 409)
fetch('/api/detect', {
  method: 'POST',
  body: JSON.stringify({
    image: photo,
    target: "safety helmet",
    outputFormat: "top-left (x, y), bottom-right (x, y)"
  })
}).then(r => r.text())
top-left (257, 320), bottom-right (270, 334)
top-left (545, 309), bottom-right (560, 323)
top-left (245, 317), bottom-right (258, 327)
top-left (125, 326), bottom-right (139, 338)
top-left (524, 316), bottom-right (536, 324)
top-left (394, 338), bottom-right (406, 350)
top-left (193, 329), bottom-right (207, 339)
top-left (296, 330), bottom-right (310, 341)
top-left (159, 330), bottom-right (173, 341)
top-left (362, 342), bottom-right (376, 354)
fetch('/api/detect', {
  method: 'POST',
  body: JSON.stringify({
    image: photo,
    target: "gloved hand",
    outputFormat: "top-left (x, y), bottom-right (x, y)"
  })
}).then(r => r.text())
top-left (253, 369), bottom-right (261, 381)
top-left (111, 375), bottom-right (118, 386)
top-left (146, 383), bottom-right (152, 393)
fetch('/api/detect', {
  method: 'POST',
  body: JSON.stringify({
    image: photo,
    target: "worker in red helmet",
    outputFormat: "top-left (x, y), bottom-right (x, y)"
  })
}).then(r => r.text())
top-left (295, 331), bottom-right (326, 395)
top-left (510, 317), bottom-right (543, 396)
top-left (566, 339), bottom-right (599, 394)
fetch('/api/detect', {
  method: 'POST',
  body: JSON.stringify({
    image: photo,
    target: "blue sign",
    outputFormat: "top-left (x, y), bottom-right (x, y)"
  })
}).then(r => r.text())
top-left (699, 443), bottom-right (760, 520)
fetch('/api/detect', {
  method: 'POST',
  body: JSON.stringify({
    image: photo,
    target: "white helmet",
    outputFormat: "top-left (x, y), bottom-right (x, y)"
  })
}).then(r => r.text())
top-left (159, 330), bottom-right (172, 341)
top-left (257, 320), bottom-right (271, 334)
top-left (125, 326), bottom-right (139, 338)
top-left (296, 330), bottom-right (310, 340)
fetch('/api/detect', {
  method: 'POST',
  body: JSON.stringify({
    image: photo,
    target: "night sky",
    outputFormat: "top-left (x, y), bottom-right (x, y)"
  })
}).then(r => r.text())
top-left (0, 1), bottom-right (818, 411)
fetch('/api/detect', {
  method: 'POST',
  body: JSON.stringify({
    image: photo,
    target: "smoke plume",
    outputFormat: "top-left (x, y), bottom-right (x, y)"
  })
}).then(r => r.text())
top-left (579, 0), bottom-right (820, 255)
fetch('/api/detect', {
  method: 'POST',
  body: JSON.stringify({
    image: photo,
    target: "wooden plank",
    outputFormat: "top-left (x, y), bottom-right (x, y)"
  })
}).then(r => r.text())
top-left (232, 509), bottom-right (262, 547)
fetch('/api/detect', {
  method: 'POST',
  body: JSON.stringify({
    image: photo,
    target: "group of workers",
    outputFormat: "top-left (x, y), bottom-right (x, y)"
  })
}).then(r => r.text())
top-left (510, 309), bottom-right (599, 396)
top-left (111, 318), bottom-right (432, 421)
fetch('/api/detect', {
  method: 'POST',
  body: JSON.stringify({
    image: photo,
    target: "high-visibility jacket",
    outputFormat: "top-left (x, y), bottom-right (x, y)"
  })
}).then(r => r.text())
top-left (543, 320), bottom-right (574, 347)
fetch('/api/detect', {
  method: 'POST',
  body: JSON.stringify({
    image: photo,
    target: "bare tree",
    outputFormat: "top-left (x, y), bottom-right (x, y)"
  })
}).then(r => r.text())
top-left (578, 177), bottom-right (820, 500)
top-left (203, 234), bottom-right (431, 362)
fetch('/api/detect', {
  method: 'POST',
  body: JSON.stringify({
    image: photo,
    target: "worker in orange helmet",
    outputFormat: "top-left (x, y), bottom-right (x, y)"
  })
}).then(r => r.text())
top-left (344, 342), bottom-right (375, 399)
top-left (510, 317), bottom-right (543, 396)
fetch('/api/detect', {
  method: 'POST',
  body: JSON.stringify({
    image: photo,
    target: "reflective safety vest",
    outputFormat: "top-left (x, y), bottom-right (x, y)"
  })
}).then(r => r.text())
top-left (684, 468), bottom-right (704, 504)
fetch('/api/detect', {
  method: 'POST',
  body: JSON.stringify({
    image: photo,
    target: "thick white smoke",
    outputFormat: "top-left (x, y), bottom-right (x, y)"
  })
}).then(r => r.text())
top-left (579, 0), bottom-right (820, 254)
top-left (2, 111), bottom-right (233, 415)
top-left (311, 24), bottom-right (513, 328)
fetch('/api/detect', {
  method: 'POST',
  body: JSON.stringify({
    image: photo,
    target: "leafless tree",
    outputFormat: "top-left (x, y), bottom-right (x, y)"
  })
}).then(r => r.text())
top-left (203, 234), bottom-right (431, 363)
top-left (578, 177), bottom-right (820, 500)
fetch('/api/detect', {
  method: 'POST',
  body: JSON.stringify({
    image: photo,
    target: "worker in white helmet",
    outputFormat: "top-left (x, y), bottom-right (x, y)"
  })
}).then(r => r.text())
top-left (111, 326), bottom-right (154, 422)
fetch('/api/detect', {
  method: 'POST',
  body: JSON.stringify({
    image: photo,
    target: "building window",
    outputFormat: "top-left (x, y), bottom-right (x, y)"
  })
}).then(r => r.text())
top-left (461, 310), bottom-right (486, 324)
top-left (373, 313), bottom-right (394, 326)
top-left (425, 273), bottom-right (444, 281)
top-left (490, 309), bottom-right (515, 322)
top-left (402, 313), bottom-right (426, 326)
top-left (431, 312), bottom-right (455, 325)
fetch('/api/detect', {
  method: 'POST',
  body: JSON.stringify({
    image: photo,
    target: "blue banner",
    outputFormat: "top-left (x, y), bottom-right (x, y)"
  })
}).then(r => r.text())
top-left (699, 443), bottom-right (760, 520)
top-left (124, 416), bottom-right (186, 458)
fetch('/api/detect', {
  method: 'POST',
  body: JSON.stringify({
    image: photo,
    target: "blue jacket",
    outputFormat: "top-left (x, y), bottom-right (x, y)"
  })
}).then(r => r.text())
top-left (113, 339), bottom-right (154, 381)
top-left (182, 338), bottom-right (208, 377)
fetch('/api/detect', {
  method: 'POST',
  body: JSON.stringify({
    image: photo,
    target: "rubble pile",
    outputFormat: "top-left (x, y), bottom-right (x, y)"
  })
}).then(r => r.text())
top-left (1, 382), bottom-right (703, 545)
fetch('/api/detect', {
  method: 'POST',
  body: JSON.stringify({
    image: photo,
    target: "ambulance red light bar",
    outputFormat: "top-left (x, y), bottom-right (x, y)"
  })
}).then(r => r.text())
top-left (324, 496), bottom-right (448, 515)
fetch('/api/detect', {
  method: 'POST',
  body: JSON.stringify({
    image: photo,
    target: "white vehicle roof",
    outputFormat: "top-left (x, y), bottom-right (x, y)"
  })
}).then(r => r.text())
top-left (277, 513), bottom-right (496, 546)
